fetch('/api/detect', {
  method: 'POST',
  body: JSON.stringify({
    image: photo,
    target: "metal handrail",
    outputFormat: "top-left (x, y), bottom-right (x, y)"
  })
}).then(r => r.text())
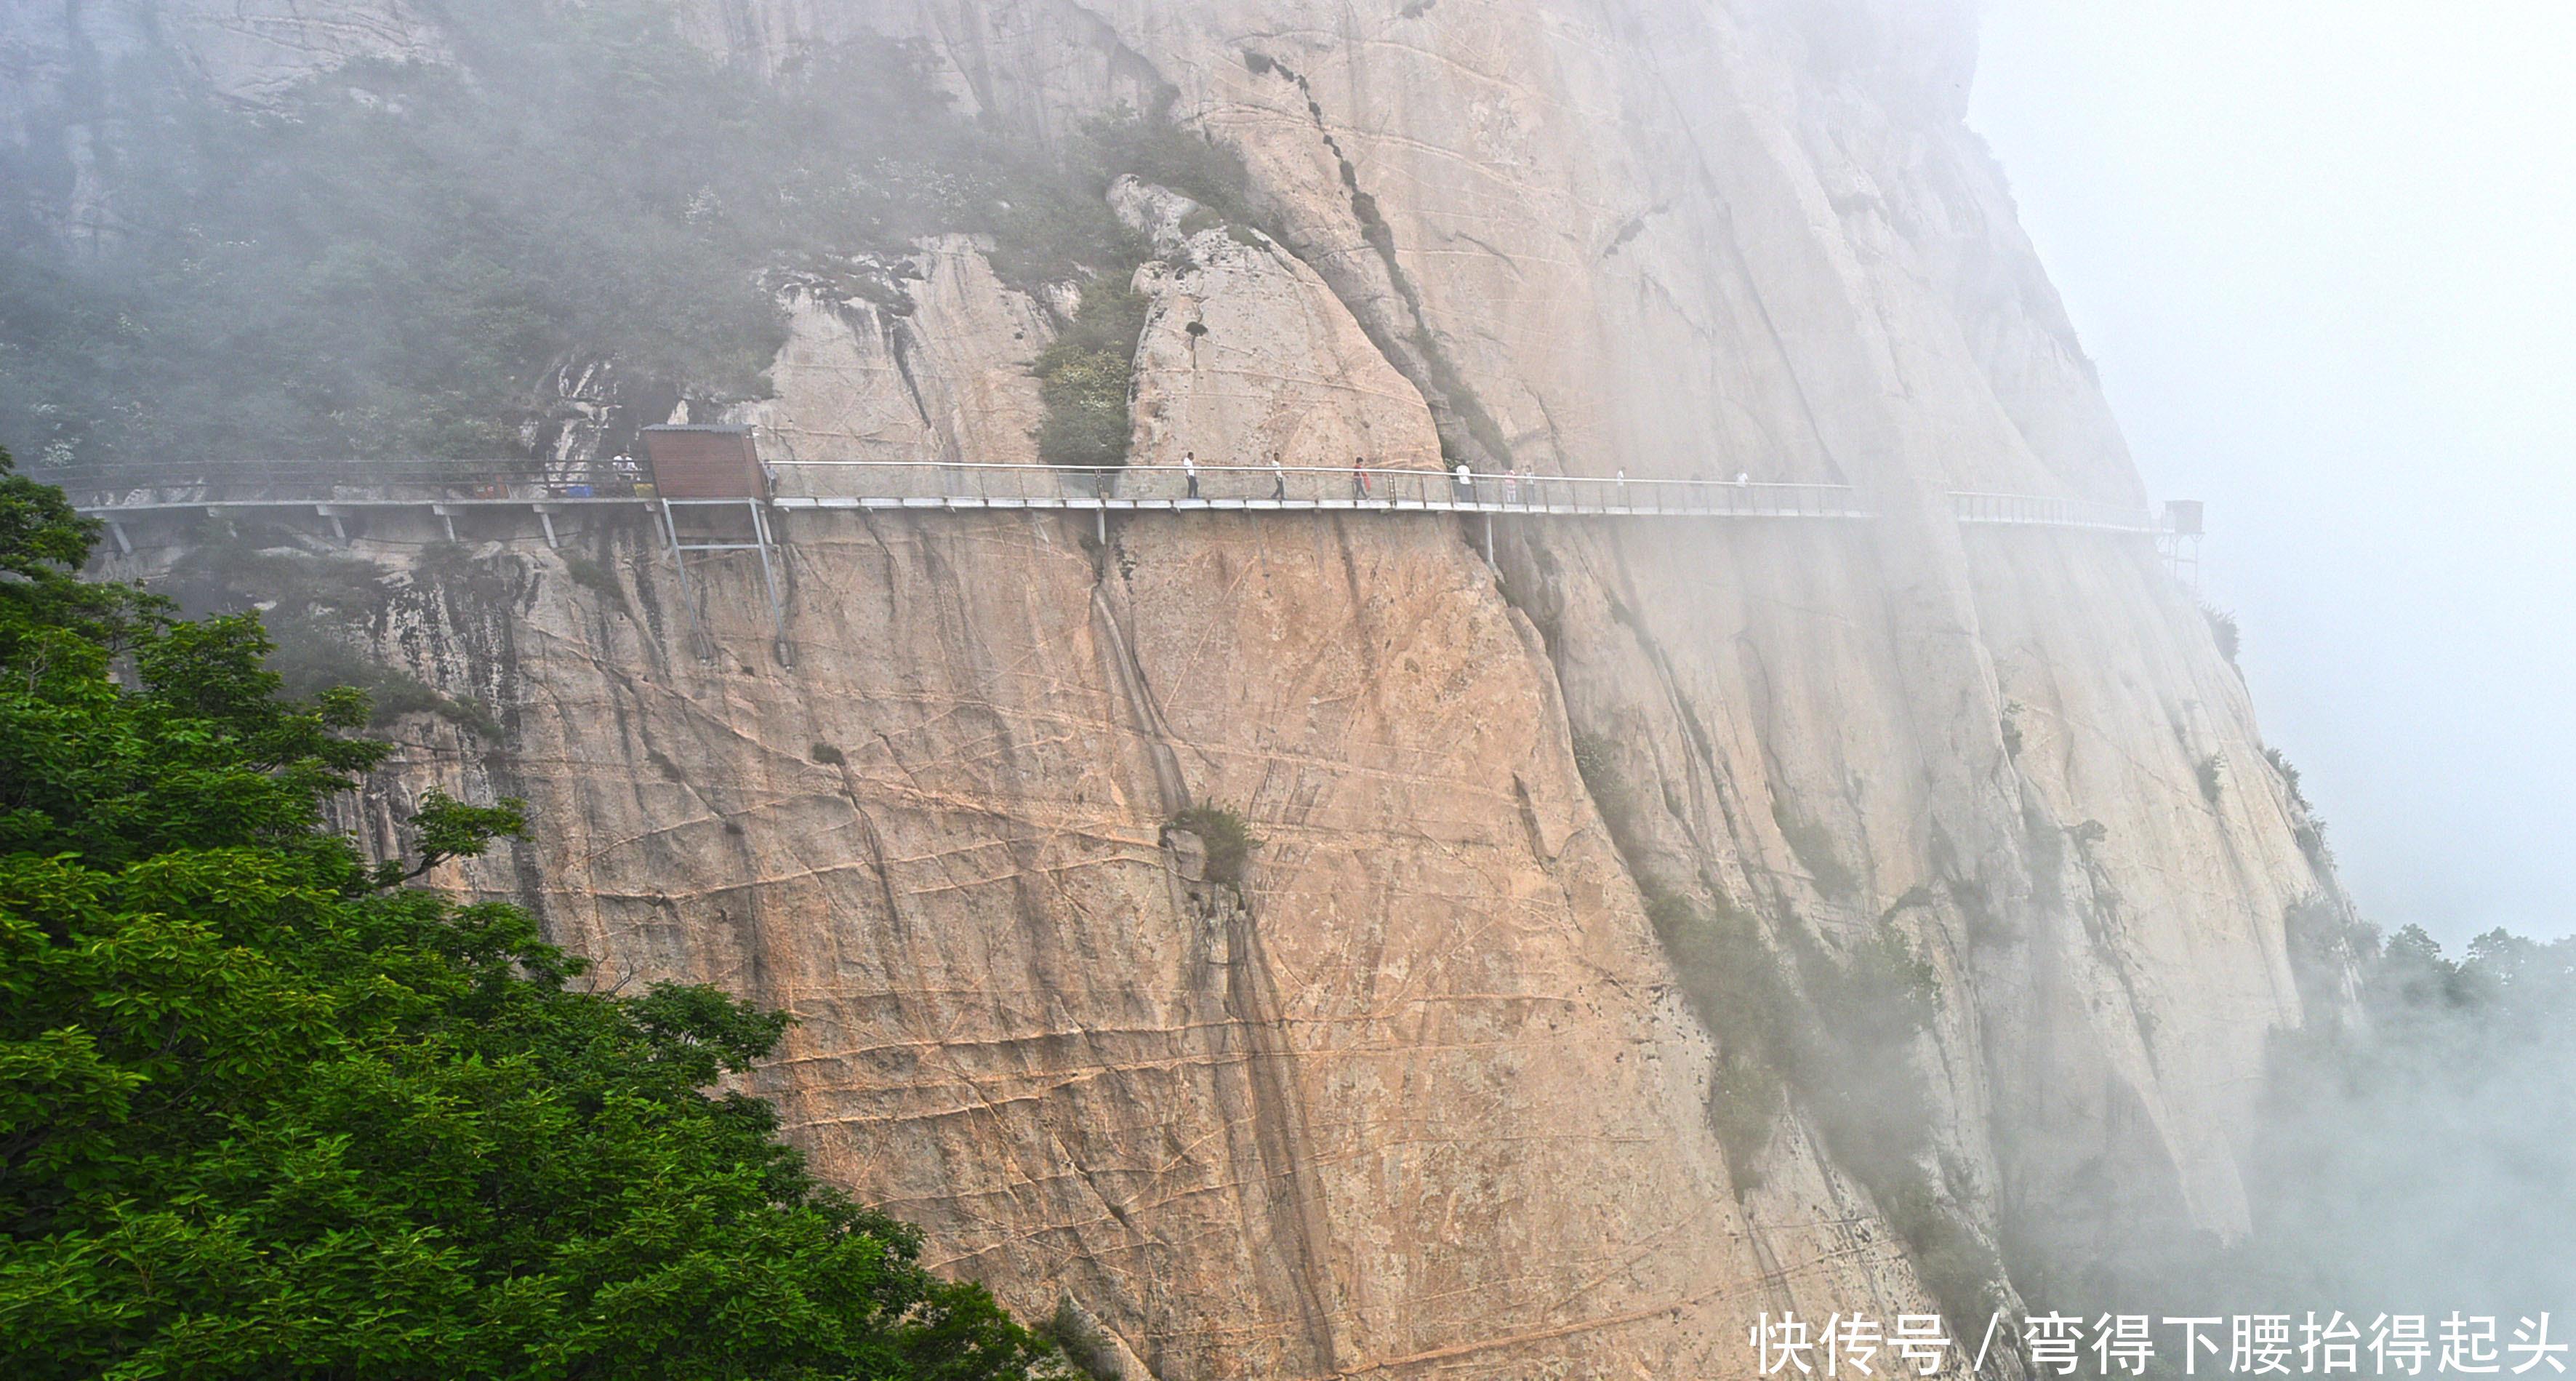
top-left (1949, 489), bottom-right (2159, 533)
top-left (55, 456), bottom-right (2182, 537)
top-left (765, 460), bottom-right (1866, 516)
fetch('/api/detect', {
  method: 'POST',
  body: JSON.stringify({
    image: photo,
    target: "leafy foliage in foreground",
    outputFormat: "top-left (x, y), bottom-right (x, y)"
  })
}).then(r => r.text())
top-left (0, 450), bottom-right (1054, 1377)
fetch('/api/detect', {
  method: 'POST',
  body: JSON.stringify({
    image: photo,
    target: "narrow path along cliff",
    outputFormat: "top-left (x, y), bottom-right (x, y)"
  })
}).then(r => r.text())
top-left (26, 2), bottom-right (2346, 1377)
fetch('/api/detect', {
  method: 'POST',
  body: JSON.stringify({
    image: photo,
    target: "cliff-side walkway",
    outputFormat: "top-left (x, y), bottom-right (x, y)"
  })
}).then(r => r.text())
top-left (63, 460), bottom-right (2175, 544)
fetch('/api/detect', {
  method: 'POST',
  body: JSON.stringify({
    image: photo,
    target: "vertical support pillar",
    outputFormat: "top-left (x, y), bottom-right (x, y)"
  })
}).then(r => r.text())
top-left (1483, 512), bottom-right (1496, 567)
top-left (537, 508), bottom-right (560, 550)
top-left (748, 499), bottom-right (793, 668)
top-left (658, 500), bottom-right (713, 663)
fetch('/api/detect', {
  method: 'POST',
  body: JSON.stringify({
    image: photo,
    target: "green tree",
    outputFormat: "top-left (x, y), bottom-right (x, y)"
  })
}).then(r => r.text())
top-left (0, 449), bottom-right (1058, 1378)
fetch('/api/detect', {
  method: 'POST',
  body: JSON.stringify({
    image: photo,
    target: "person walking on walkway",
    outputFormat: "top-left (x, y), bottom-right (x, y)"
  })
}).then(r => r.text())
top-left (1352, 458), bottom-right (1371, 500)
top-left (1271, 455), bottom-right (1288, 500)
top-left (1184, 451), bottom-right (1200, 499)
top-left (1501, 466), bottom-right (1519, 507)
top-left (1453, 460), bottom-right (1474, 503)
top-left (1616, 467), bottom-right (1627, 509)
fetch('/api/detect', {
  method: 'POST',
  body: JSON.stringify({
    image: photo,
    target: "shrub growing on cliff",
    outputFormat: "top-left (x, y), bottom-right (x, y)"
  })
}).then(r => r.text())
top-left (2203, 604), bottom-right (2242, 668)
top-left (1076, 111), bottom-right (1261, 226)
top-left (2263, 743), bottom-right (2322, 818)
top-left (0, 453), bottom-right (1056, 1380)
top-left (1770, 922), bottom-right (2002, 1328)
top-left (1013, 108), bottom-right (1270, 471)
top-left (562, 553), bottom-right (629, 608)
top-left (987, 108), bottom-right (1263, 286)
top-left (1170, 804), bottom-right (1258, 886)
top-left (1032, 278), bottom-right (1151, 469)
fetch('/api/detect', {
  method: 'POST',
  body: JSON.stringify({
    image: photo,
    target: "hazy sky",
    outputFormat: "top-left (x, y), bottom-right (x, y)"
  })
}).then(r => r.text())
top-left (1970, 1), bottom-right (2576, 945)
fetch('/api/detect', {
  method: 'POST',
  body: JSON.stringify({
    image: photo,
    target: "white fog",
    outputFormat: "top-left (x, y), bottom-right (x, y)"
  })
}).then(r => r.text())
top-left (1974, 0), bottom-right (2576, 943)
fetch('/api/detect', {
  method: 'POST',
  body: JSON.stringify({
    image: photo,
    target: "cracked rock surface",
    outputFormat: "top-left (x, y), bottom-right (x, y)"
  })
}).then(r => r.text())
top-left (55, 2), bottom-right (2338, 1376)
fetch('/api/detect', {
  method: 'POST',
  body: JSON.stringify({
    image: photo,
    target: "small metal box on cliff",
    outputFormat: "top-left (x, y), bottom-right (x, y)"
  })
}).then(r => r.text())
top-left (640, 424), bottom-right (766, 499)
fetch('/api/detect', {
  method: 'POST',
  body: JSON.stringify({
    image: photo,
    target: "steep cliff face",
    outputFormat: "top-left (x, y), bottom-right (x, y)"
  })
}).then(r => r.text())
top-left (300, 372), bottom-right (1940, 1377)
top-left (47, 1), bottom-right (2334, 1375)
top-left (776, 0), bottom-right (2318, 1268)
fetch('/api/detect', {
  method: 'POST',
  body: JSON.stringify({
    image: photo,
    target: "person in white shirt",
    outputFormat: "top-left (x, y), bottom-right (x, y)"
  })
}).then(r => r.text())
top-left (1183, 452), bottom-right (1200, 499)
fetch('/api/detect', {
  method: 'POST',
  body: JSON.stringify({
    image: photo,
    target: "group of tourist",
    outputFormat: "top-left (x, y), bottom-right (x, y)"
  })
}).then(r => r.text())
top-left (534, 453), bottom-right (650, 498)
top-left (1171, 451), bottom-right (1584, 507)
top-left (1451, 460), bottom-right (1558, 508)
